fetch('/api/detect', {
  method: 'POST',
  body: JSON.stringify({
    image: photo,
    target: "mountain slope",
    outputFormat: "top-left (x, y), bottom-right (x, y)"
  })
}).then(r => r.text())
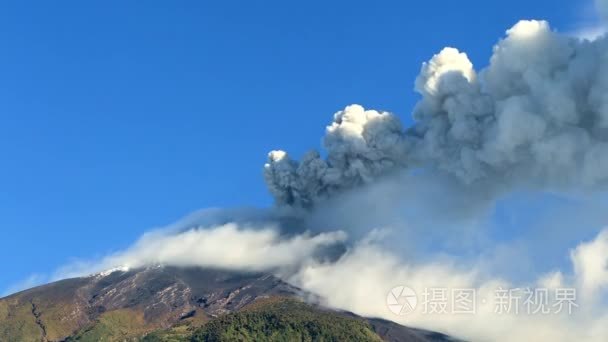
top-left (0, 266), bottom-right (456, 341)
top-left (139, 298), bottom-right (384, 342)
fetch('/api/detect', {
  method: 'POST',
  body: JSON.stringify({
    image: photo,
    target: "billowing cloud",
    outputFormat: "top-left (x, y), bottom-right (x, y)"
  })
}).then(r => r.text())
top-left (241, 17), bottom-right (608, 341)
top-left (265, 20), bottom-right (608, 207)
top-left (264, 104), bottom-right (409, 208)
top-left (53, 223), bottom-right (347, 278)
top-left (103, 224), bottom-right (346, 271)
top-left (290, 229), bottom-right (608, 342)
top-left (42, 221), bottom-right (608, 342)
top-left (572, 229), bottom-right (608, 302)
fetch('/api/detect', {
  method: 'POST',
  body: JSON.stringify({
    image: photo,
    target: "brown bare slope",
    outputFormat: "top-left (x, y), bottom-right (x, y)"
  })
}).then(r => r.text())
top-left (0, 267), bottom-right (458, 342)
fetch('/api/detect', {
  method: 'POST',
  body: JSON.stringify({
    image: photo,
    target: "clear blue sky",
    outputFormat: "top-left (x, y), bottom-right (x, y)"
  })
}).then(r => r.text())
top-left (0, 1), bottom-right (586, 291)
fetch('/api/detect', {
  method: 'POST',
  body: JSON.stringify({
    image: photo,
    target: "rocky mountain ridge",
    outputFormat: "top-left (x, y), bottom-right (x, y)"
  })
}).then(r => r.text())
top-left (0, 266), bottom-right (457, 341)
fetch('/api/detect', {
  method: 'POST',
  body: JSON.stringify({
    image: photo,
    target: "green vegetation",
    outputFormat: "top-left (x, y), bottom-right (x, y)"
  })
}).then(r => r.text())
top-left (0, 278), bottom-right (91, 341)
top-left (192, 299), bottom-right (382, 342)
top-left (143, 298), bottom-right (383, 342)
top-left (141, 323), bottom-right (198, 342)
top-left (0, 298), bottom-right (42, 342)
top-left (66, 309), bottom-right (149, 342)
top-left (2, 288), bottom-right (385, 342)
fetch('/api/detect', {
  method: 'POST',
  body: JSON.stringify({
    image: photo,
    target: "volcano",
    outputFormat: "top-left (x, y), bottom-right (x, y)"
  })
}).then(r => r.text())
top-left (0, 266), bottom-right (457, 341)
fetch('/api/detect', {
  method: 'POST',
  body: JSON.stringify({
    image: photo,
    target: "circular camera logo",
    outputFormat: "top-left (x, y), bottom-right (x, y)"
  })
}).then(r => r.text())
top-left (387, 286), bottom-right (417, 315)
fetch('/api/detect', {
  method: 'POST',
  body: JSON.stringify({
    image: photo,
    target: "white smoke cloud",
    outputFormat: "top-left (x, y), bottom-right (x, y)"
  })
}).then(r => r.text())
top-left (104, 224), bottom-right (346, 271)
top-left (48, 220), bottom-right (608, 342)
top-left (52, 223), bottom-right (347, 278)
top-left (261, 16), bottom-right (608, 341)
top-left (572, 229), bottom-right (608, 303)
top-left (289, 229), bottom-right (608, 342)
top-left (7, 200), bottom-right (608, 342)
top-left (265, 20), bottom-right (608, 207)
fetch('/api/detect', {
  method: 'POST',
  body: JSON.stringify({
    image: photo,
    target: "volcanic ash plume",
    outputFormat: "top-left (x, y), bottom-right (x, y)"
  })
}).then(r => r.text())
top-left (265, 20), bottom-right (608, 207)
